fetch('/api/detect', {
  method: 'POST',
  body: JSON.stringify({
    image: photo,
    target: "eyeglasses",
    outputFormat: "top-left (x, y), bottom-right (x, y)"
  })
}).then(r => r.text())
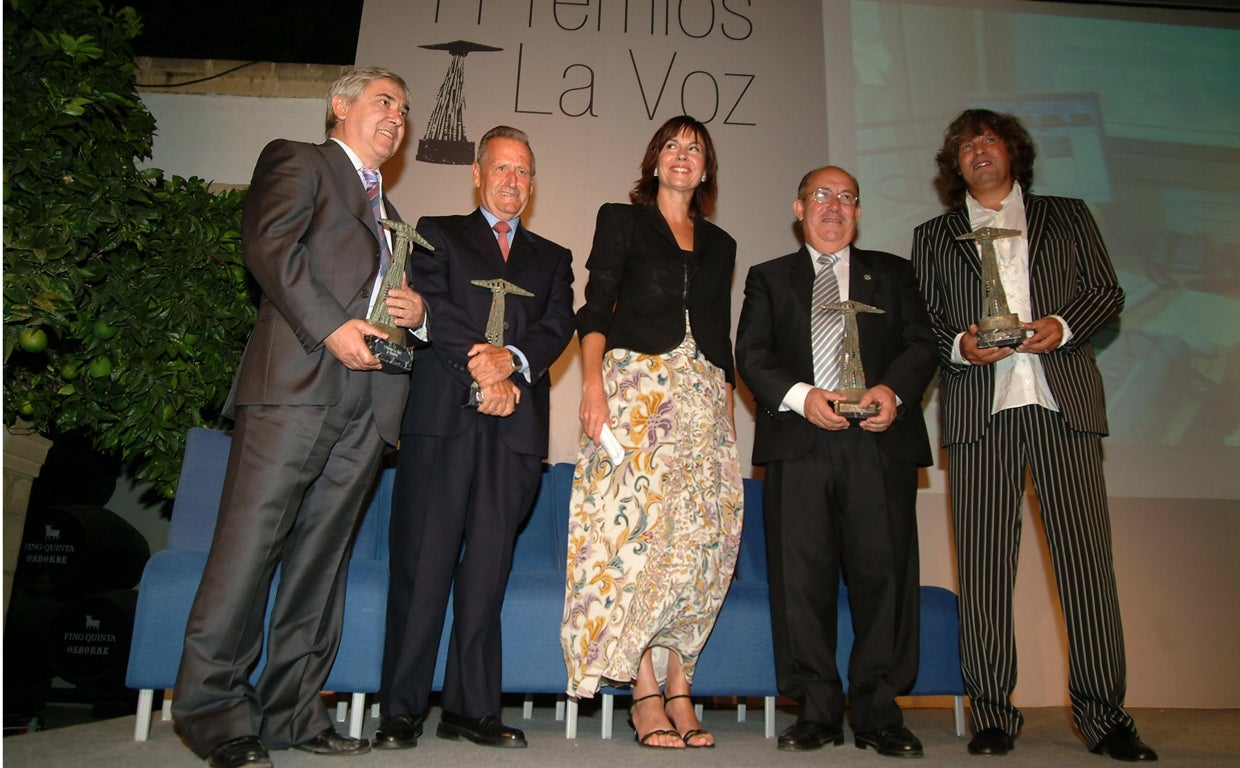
top-left (808, 187), bottom-right (859, 206)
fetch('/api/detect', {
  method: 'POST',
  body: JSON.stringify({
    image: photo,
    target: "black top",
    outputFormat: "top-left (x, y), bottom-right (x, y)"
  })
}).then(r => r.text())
top-left (576, 203), bottom-right (737, 384)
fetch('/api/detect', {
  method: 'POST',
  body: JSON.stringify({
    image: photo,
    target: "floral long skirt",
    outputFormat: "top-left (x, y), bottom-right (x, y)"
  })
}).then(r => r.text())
top-left (560, 327), bottom-right (743, 698)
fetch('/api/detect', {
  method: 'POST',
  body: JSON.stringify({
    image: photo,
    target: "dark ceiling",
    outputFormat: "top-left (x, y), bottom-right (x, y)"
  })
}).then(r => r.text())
top-left (108, 0), bottom-right (364, 65)
top-left (109, 0), bottom-right (1235, 67)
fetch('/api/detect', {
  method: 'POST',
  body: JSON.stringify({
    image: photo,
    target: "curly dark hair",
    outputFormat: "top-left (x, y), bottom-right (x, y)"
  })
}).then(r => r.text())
top-left (629, 115), bottom-right (719, 217)
top-left (934, 109), bottom-right (1037, 209)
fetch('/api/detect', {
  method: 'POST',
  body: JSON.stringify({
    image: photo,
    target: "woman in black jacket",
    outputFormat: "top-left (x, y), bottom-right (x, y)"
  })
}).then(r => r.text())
top-left (561, 115), bottom-right (743, 749)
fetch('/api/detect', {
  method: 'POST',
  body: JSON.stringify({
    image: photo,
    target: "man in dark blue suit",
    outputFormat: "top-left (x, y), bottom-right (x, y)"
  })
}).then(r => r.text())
top-left (912, 108), bottom-right (1155, 761)
top-left (736, 165), bottom-right (937, 758)
top-left (376, 126), bottom-right (575, 750)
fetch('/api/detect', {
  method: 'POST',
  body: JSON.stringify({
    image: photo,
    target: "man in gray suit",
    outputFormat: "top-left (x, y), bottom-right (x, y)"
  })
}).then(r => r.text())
top-left (911, 109), bottom-right (1155, 762)
top-left (172, 67), bottom-right (426, 768)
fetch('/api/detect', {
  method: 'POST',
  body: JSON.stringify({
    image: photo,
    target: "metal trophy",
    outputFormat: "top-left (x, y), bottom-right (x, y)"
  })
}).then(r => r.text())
top-left (957, 226), bottom-right (1025, 348)
top-left (366, 218), bottom-right (434, 373)
top-left (465, 278), bottom-right (534, 407)
top-left (822, 299), bottom-right (886, 418)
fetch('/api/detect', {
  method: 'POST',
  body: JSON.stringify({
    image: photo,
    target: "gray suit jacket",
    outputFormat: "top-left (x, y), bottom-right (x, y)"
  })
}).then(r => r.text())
top-left (229, 138), bottom-right (411, 445)
top-left (911, 193), bottom-right (1123, 447)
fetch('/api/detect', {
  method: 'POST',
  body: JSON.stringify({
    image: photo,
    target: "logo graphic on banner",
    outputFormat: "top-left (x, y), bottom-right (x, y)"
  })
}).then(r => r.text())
top-left (417, 40), bottom-right (503, 165)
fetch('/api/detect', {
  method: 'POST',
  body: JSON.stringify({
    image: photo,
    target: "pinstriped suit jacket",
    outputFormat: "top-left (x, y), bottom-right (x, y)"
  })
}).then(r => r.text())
top-left (911, 193), bottom-right (1124, 448)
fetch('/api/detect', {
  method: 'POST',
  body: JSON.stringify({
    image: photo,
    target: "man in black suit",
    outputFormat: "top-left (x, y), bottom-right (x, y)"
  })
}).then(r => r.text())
top-left (911, 109), bottom-right (1156, 762)
top-left (375, 126), bottom-right (575, 750)
top-left (736, 165), bottom-right (937, 757)
top-left (173, 67), bottom-right (426, 768)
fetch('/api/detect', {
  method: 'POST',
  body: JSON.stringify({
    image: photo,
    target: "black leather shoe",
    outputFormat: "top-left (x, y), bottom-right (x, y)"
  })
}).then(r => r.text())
top-left (968, 727), bottom-right (1015, 756)
top-left (777, 720), bottom-right (845, 751)
top-left (1090, 725), bottom-right (1158, 761)
top-left (293, 727), bottom-right (371, 756)
top-left (436, 712), bottom-right (528, 748)
top-left (373, 714), bottom-right (423, 750)
top-left (206, 736), bottom-right (272, 768)
top-left (855, 725), bottom-right (924, 758)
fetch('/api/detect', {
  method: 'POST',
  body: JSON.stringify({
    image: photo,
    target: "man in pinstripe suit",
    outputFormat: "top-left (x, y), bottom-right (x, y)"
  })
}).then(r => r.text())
top-left (911, 109), bottom-right (1155, 761)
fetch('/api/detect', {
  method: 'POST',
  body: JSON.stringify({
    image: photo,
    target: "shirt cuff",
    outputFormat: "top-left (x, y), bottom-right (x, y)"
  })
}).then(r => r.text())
top-left (1051, 314), bottom-right (1072, 347)
top-left (951, 331), bottom-right (969, 365)
top-left (780, 382), bottom-right (813, 417)
top-left (506, 344), bottom-right (532, 383)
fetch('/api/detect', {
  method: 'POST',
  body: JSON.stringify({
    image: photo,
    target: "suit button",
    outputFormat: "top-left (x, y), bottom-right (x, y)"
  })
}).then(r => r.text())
top-left (503, 321), bottom-right (510, 331)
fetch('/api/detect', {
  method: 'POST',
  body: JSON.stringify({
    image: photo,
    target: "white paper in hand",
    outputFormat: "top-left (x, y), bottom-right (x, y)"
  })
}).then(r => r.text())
top-left (599, 424), bottom-right (624, 464)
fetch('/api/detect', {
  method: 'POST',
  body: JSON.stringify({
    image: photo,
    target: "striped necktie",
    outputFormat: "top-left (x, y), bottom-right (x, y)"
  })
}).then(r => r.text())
top-left (361, 167), bottom-right (391, 276)
top-left (811, 252), bottom-right (842, 390)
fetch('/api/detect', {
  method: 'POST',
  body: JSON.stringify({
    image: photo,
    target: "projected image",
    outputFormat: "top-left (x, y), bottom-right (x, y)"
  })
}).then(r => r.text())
top-left (836, 0), bottom-right (1240, 493)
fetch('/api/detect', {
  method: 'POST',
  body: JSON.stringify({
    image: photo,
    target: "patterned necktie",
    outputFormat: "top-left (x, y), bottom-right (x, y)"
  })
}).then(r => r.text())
top-left (493, 219), bottom-right (511, 261)
top-left (811, 252), bottom-right (843, 390)
top-left (361, 167), bottom-right (391, 276)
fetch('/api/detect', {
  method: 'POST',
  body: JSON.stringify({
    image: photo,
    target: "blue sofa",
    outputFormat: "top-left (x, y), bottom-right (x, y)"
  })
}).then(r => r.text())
top-left (125, 428), bottom-right (393, 741)
top-left (125, 430), bottom-right (963, 743)
top-left (579, 476), bottom-right (966, 738)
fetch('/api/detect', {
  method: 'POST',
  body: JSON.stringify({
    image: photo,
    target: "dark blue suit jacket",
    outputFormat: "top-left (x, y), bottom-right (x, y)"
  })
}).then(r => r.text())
top-left (402, 209), bottom-right (575, 457)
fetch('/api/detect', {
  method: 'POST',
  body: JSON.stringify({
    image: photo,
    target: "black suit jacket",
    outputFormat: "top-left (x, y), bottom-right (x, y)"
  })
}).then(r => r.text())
top-left (401, 209), bottom-right (575, 457)
top-left (736, 246), bottom-right (937, 467)
top-left (231, 138), bottom-right (411, 445)
top-left (911, 194), bottom-right (1123, 447)
top-left (576, 203), bottom-right (736, 384)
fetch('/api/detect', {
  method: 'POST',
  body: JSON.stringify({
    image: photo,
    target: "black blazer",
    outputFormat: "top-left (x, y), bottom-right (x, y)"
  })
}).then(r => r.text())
top-left (911, 194), bottom-right (1123, 447)
top-left (401, 209), bottom-right (576, 458)
top-left (576, 203), bottom-right (737, 384)
top-left (736, 246), bottom-right (937, 467)
top-left (231, 138), bottom-right (411, 446)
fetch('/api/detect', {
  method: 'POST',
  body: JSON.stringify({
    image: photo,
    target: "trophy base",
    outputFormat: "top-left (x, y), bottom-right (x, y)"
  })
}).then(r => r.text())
top-left (834, 388), bottom-right (880, 419)
top-left (366, 336), bottom-right (413, 373)
top-left (976, 314), bottom-right (1025, 349)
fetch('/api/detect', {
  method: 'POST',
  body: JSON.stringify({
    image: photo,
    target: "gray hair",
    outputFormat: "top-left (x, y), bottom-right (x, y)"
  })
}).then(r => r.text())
top-left (325, 66), bottom-right (410, 138)
top-left (476, 125), bottom-right (536, 176)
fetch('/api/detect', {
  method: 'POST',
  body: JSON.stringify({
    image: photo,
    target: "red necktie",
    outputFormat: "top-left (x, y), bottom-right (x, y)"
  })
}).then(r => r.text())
top-left (493, 219), bottom-right (511, 261)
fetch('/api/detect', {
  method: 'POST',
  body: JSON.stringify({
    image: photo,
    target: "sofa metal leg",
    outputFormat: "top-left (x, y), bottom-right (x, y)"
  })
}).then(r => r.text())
top-left (764, 695), bottom-right (776, 738)
top-left (348, 693), bottom-right (365, 739)
top-left (601, 693), bottom-right (614, 739)
top-left (565, 697), bottom-right (578, 738)
top-left (954, 695), bottom-right (965, 737)
top-left (134, 689), bottom-right (154, 741)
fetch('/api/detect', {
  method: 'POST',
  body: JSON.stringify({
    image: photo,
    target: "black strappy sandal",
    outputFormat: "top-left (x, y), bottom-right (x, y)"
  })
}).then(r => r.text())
top-left (628, 693), bottom-right (684, 748)
top-left (665, 694), bottom-right (715, 748)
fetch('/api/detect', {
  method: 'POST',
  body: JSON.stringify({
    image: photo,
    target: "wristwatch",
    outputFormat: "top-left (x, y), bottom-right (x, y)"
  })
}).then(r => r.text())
top-left (510, 351), bottom-right (522, 372)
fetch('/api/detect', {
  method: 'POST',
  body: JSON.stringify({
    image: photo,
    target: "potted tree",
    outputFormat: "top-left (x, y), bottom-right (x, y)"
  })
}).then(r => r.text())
top-left (3, 0), bottom-right (254, 533)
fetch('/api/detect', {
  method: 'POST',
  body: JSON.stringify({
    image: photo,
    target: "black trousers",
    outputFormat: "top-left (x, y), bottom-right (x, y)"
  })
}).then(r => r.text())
top-left (764, 427), bottom-right (920, 732)
top-left (380, 417), bottom-right (541, 720)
